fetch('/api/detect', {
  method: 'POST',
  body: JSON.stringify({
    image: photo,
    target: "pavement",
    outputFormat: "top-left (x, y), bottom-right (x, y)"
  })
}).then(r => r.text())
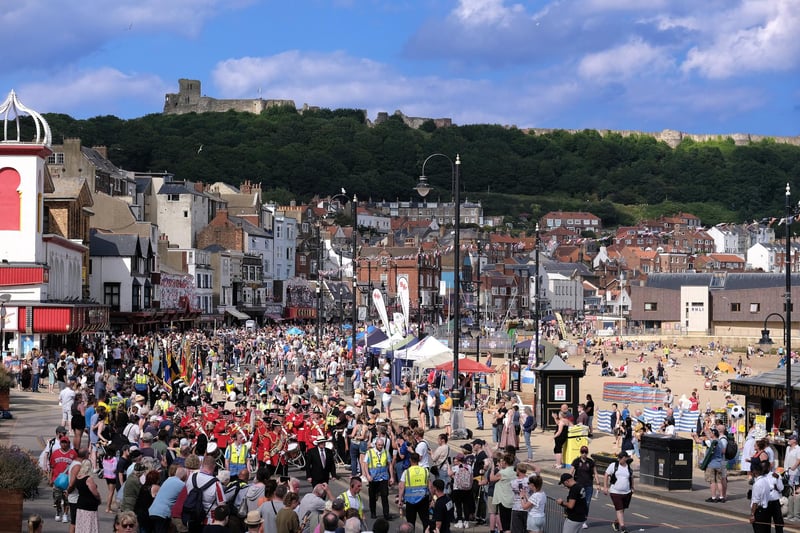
top-left (0, 381), bottom-right (789, 532)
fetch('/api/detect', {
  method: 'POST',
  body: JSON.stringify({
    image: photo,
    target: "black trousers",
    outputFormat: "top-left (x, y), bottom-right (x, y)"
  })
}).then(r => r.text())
top-left (369, 479), bottom-right (390, 517)
top-left (752, 507), bottom-right (771, 533)
top-left (768, 499), bottom-right (784, 533)
top-left (404, 496), bottom-right (430, 532)
top-left (452, 489), bottom-right (474, 521)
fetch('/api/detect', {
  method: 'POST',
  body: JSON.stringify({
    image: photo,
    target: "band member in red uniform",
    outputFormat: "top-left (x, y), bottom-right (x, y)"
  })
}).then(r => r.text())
top-left (305, 412), bottom-right (325, 451)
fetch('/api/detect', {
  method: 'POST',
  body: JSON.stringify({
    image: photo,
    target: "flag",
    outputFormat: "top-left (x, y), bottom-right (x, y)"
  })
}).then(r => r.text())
top-left (398, 277), bottom-right (410, 334)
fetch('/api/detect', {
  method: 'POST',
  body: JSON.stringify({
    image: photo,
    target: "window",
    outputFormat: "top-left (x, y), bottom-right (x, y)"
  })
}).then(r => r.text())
top-left (167, 194), bottom-right (180, 202)
top-left (183, 210), bottom-right (188, 218)
top-left (750, 303), bottom-right (760, 313)
top-left (644, 302), bottom-right (657, 311)
top-left (104, 283), bottom-right (120, 311)
top-left (47, 152), bottom-right (65, 165)
top-left (730, 303), bottom-right (741, 312)
top-left (132, 283), bottom-right (141, 312)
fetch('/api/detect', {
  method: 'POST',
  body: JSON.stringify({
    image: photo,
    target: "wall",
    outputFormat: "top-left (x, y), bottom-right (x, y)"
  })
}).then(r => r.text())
top-left (526, 127), bottom-right (800, 149)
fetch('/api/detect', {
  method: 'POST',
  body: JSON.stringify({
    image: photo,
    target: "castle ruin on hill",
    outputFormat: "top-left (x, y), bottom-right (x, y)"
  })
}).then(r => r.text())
top-left (163, 79), bottom-right (798, 147)
top-left (163, 79), bottom-right (452, 130)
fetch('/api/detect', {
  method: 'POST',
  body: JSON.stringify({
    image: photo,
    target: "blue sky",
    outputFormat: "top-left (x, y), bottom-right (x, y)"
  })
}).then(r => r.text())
top-left (2, 0), bottom-right (798, 136)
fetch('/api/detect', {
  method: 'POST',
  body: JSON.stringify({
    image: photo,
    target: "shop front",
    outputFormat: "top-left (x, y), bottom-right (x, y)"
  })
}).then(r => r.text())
top-left (729, 366), bottom-right (800, 461)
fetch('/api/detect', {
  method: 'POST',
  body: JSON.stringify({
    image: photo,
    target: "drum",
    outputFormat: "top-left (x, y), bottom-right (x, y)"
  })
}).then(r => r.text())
top-left (286, 441), bottom-right (301, 460)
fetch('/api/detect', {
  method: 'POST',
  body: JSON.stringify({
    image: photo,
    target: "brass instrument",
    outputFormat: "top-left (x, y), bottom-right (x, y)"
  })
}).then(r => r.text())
top-left (268, 431), bottom-right (286, 459)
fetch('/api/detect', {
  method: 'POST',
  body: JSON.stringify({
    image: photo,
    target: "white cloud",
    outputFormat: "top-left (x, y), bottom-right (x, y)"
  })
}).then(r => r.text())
top-left (578, 38), bottom-right (674, 82)
top-left (16, 68), bottom-right (168, 117)
top-left (211, 50), bottom-right (566, 126)
top-left (0, 0), bottom-right (247, 69)
top-left (681, 0), bottom-right (800, 78)
top-left (451, 0), bottom-right (526, 27)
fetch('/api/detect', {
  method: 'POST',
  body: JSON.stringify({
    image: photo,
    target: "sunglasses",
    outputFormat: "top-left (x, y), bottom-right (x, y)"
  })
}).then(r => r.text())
top-left (119, 523), bottom-right (136, 529)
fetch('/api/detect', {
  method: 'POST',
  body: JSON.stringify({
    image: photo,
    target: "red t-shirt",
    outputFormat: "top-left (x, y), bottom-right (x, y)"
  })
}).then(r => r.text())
top-left (49, 447), bottom-right (77, 482)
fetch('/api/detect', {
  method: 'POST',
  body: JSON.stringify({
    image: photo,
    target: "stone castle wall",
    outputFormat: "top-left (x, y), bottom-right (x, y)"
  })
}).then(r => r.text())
top-left (525, 127), bottom-right (800, 149)
top-left (162, 79), bottom-right (448, 129)
top-left (162, 80), bottom-right (797, 145)
top-left (164, 78), bottom-right (296, 115)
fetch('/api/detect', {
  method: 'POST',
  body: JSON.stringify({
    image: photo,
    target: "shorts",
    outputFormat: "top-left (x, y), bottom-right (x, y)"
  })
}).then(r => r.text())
top-left (442, 411), bottom-right (452, 426)
top-left (609, 492), bottom-right (632, 511)
top-left (704, 466), bottom-right (727, 484)
top-left (527, 514), bottom-right (545, 532)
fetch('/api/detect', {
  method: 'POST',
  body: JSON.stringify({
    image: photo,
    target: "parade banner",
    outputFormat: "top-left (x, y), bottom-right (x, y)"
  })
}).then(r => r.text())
top-left (373, 288), bottom-right (391, 335)
top-left (398, 277), bottom-right (410, 334)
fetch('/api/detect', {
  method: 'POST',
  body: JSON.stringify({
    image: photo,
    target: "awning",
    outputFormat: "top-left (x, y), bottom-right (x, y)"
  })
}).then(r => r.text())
top-left (225, 308), bottom-right (250, 320)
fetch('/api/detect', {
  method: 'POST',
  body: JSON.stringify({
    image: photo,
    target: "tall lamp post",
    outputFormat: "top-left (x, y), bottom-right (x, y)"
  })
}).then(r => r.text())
top-left (330, 191), bottom-right (358, 358)
top-left (785, 184), bottom-right (794, 432)
top-left (416, 153), bottom-right (462, 404)
top-left (0, 293), bottom-right (10, 357)
top-left (533, 224), bottom-right (541, 366)
top-left (352, 194), bottom-right (358, 361)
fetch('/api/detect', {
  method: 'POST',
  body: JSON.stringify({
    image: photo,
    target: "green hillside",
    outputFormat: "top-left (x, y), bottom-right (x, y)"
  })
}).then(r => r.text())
top-left (42, 109), bottom-right (800, 230)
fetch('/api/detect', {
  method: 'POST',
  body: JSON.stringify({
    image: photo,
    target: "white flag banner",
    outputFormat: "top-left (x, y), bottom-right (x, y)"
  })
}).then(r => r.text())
top-left (393, 312), bottom-right (406, 337)
top-left (372, 288), bottom-right (390, 335)
top-left (398, 277), bottom-right (410, 334)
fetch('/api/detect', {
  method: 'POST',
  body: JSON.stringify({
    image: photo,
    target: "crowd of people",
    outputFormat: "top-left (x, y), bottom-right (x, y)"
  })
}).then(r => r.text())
top-left (31, 324), bottom-right (573, 533)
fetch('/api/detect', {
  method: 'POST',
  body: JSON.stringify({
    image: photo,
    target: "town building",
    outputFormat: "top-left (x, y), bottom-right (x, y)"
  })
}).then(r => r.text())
top-left (0, 90), bottom-right (108, 356)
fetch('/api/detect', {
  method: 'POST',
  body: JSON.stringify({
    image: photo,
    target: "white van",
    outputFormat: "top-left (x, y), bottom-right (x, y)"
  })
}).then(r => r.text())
top-left (245, 320), bottom-right (256, 330)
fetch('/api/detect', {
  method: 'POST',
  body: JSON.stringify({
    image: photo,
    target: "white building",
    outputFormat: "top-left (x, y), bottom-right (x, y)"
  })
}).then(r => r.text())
top-left (89, 231), bottom-right (155, 312)
top-left (707, 225), bottom-right (739, 254)
top-left (143, 175), bottom-right (223, 249)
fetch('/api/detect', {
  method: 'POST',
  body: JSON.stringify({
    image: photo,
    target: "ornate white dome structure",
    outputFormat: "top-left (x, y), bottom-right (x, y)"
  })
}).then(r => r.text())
top-left (0, 89), bottom-right (51, 146)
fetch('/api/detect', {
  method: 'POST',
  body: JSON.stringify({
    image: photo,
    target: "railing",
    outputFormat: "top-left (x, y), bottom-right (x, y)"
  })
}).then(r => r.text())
top-left (544, 495), bottom-right (566, 533)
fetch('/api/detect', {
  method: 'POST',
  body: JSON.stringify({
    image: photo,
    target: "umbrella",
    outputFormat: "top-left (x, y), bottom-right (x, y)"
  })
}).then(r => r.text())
top-left (286, 327), bottom-right (304, 336)
top-left (435, 357), bottom-right (494, 374)
top-left (716, 362), bottom-right (734, 373)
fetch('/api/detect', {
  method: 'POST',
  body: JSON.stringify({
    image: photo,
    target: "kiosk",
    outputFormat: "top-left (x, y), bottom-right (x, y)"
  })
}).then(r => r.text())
top-left (534, 355), bottom-right (584, 431)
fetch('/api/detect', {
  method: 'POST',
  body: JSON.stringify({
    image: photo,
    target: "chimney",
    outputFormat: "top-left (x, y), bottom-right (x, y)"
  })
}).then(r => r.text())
top-left (93, 145), bottom-right (108, 159)
top-left (194, 182), bottom-right (204, 193)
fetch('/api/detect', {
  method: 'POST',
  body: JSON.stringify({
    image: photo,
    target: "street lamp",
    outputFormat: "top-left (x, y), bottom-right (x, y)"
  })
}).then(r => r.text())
top-left (533, 224), bottom-right (541, 366)
top-left (416, 153), bottom-right (462, 405)
top-left (329, 191), bottom-right (358, 359)
top-left (352, 194), bottom-right (358, 362)
top-left (0, 293), bottom-right (10, 357)
top-left (784, 184), bottom-right (795, 432)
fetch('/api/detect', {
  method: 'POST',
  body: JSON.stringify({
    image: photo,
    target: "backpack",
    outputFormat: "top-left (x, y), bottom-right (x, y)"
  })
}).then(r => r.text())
top-left (182, 473), bottom-right (218, 525)
top-left (454, 465), bottom-right (473, 491)
top-left (723, 436), bottom-right (738, 461)
top-left (607, 461), bottom-right (632, 490)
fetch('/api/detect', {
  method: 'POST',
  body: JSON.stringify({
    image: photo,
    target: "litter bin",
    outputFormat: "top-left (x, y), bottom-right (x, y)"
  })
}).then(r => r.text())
top-left (563, 424), bottom-right (589, 466)
top-left (343, 369), bottom-right (354, 395)
top-left (639, 433), bottom-right (693, 490)
top-left (452, 407), bottom-right (465, 431)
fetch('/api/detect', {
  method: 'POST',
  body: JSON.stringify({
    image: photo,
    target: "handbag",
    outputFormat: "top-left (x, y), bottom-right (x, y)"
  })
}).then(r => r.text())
top-left (54, 472), bottom-right (69, 491)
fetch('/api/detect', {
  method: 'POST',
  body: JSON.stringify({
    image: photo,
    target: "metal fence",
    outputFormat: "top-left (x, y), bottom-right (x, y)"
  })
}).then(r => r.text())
top-left (544, 495), bottom-right (566, 533)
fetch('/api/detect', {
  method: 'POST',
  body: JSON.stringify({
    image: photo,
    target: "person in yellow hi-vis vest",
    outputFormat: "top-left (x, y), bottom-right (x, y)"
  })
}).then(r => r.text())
top-left (225, 431), bottom-right (251, 477)
top-left (339, 477), bottom-right (365, 520)
top-left (133, 367), bottom-right (149, 396)
top-left (362, 437), bottom-right (395, 520)
top-left (398, 451), bottom-right (432, 531)
top-left (154, 391), bottom-right (171, 415)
